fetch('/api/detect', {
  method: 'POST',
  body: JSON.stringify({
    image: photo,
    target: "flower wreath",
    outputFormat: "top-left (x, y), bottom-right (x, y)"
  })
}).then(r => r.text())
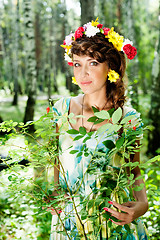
top-left (61, 18), bottom-right (137, 84)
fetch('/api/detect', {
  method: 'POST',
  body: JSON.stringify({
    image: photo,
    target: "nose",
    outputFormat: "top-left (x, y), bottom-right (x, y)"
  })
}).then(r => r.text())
top-left (81, 63), bottom-right (89, 78)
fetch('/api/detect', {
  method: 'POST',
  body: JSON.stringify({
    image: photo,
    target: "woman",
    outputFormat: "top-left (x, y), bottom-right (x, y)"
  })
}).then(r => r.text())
top-left (49, 19), bottom-right (149, 239)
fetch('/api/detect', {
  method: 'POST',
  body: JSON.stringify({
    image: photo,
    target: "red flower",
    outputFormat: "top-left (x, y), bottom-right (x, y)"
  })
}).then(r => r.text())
top-left (128, 120), bottom-right (131, 123)
top-left (133, 126), bottom-right (136, 130)
top-left (75, 27), bottom-right (84, 40)
top-left (63, 40), bottom-right (66, 45)
top-left (68, 62), bottom-right (73, 66)
top-left (123, 44), bottom-right (137, 60)
top-left (97, 24), bottom-right (103, 29)
top-left (103, 27), bottom-right (110, 35)
top-left (46, 107), bottom-right (50, 114)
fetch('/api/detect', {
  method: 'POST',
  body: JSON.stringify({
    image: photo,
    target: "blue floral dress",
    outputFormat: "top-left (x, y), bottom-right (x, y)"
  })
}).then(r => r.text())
top-left (50, 97), bottom-right (149, 240)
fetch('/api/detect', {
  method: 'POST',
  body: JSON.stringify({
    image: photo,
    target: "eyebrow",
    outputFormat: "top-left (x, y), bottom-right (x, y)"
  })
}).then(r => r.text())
top-left (73, 58), bottom-right (96, 62)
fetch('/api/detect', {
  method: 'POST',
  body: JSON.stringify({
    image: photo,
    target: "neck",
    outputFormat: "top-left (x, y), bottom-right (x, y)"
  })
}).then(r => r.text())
top-left (83, 92), bottom-right (108, 111)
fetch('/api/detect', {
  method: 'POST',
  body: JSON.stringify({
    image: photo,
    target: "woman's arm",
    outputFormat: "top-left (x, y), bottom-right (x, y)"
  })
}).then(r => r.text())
top-left (104, 141), bottom-right (148, 225)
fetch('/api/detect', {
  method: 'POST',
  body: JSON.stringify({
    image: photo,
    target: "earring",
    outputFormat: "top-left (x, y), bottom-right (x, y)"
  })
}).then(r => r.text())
top-left (108, 70), bottom-right (120, 83)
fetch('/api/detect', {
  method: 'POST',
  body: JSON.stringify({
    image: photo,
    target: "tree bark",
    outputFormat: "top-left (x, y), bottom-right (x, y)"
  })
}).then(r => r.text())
top-left (148, 14), bottom-right (160, 156)
top-left (23, 0), bottom-right (37, 132)
top-left (12, 0), bottom-right (20, 106)
top-left (80, 0), bottom-right (95, 25)
top-left (123, 0), bottom-right (139, 109)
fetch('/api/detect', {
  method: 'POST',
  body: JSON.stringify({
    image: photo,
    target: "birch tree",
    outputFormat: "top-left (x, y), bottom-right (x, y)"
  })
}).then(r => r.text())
top-left (148, 18), bottom-right (160, 155)
top-left (122, 0), bottom-right (139, 109)
top-left (23, 0), bottom-right (37, 130)
top-left (12, 0), bottom-right (20, 106)
top-left (80, 0), bottom-right (95, 25)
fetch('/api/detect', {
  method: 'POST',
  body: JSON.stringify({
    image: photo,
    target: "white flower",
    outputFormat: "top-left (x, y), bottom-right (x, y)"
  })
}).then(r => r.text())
top-left (83, 22), bottom-right (91, 31)
top-left (122, 38), bottom-right (133, 51)
top-left (85, 25), bottom-right (100, 37)
top-left (64, 53), bottom-right (72, 62)
top-left (65, 33), bottom-right (74, 45)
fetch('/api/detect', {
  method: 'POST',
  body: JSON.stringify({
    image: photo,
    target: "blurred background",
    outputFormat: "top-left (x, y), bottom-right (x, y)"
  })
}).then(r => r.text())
top-left (0, 0), bottom-right (159, 239)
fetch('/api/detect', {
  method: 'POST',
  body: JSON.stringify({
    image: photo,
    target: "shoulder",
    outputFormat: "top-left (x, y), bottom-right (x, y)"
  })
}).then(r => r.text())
top-left (69, 94), bottom-right (83, 116)
top-left (53, 96), bottom-right (71, 116)
top-left (123, 105), bottom-right (142, 122)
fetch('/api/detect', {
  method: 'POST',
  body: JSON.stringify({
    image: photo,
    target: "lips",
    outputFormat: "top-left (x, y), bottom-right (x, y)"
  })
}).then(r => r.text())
top-left (81, 81), bottom-right (92, 85)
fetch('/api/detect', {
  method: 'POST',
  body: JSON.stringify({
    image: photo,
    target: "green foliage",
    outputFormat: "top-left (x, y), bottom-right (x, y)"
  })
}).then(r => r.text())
top-left (1, 106), bottom-right (158, 239)
top-left (0, 169), bottom-right (52, 239)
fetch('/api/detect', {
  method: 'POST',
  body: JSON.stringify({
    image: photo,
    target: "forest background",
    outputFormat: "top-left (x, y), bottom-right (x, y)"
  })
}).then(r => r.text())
top-left (0, 0), bottom-right (159, 239)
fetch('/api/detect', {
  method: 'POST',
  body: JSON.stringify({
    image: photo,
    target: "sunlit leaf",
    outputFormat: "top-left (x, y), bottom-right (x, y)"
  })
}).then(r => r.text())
top-left (112, 107), bottom-right (122, 124)
top-left (94, 110), bottom-right (110, 120)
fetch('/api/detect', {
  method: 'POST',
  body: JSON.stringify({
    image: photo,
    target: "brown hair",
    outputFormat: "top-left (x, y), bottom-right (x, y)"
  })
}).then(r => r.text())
top-left (71, 34), bottom-right (126, 110)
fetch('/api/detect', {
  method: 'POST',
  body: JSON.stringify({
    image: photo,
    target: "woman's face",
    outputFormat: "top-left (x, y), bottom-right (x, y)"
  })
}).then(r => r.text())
top-left (73, 54), bottom-right (109, 95)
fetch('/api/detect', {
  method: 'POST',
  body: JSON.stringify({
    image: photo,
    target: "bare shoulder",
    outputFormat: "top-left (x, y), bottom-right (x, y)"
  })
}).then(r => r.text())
top-left (70, 94), bottom-right (83, 115)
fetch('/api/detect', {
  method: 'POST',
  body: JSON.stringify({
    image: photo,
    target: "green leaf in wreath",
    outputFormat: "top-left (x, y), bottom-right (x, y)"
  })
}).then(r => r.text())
top-left (112, 107), bottom-right (122, 124)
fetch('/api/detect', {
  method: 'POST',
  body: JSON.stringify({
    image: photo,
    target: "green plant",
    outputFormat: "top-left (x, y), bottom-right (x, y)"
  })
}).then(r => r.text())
top-left (0, 106), bottom-right (158, 239)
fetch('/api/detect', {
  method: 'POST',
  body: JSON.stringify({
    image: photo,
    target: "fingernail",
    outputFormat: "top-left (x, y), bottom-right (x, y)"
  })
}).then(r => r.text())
top-left (108, 201), bottom-right (113, 205)
top-left (103, 207), bottom-right (109, 211)
top-left (109, 218), bottom-right (113, 222)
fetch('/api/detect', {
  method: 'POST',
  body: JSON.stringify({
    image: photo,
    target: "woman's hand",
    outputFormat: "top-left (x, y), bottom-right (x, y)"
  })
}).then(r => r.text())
top-left (104, 200), bottom-right (148, 225)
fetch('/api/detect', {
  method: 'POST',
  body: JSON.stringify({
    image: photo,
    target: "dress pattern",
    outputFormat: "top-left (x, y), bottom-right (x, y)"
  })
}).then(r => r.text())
top-left (50, 97), bottom-right (149, 240)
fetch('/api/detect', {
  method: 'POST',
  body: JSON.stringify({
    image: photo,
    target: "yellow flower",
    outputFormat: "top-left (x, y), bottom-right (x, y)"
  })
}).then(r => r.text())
top-left (60, 44), bottom-right (72, 54)
top-left (72, 77), bottom-right (78, 85)
top-left (106, 27), bottom-right (124, 51)
top-left (108, 70), bottom-right (120, 83)
top-left (91, 17), bottom-right (99, 27)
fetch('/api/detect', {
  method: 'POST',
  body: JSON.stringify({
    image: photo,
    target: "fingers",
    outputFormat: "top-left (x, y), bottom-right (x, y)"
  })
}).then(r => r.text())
top-left (103, 201), bottom-right (135, 225)
top-left (104, 206), bottom-right (129, 222)
top-left (110, 201), bottom-right (134, 214)
top-left (109, 219), bottom-right (126, 226)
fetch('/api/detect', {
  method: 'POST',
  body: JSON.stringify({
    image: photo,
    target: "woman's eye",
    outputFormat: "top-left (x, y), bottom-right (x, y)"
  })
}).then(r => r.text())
top-left (90, 61), bottom-right (98, 66)
top-left (74, 63), bottom-right (80, 67)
